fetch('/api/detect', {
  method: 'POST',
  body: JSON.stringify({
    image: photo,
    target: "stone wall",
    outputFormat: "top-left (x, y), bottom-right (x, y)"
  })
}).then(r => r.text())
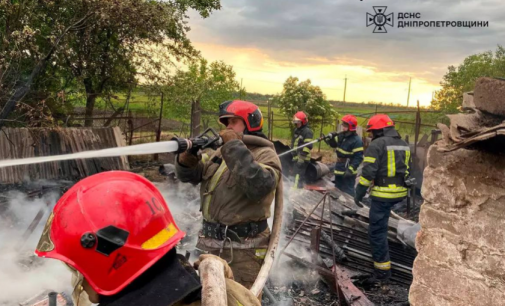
top-left (409, 143), bottom-right (505, 306)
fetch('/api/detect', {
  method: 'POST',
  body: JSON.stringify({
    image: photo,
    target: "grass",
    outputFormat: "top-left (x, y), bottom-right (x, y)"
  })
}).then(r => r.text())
top-left (73, 91), bottom-right (440, 152)
top-left (258, 104), bottom-right (437, 145)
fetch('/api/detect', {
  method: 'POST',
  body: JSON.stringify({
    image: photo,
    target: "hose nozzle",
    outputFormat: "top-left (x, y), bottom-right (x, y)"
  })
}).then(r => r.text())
top-left (172, 137), bottom-right (192, 154)
top-left (172, 128), bottom-right (223, 154)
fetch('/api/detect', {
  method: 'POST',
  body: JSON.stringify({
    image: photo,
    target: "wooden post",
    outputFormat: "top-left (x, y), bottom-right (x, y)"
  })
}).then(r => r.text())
top-left (407, 77), bottom-right (412, 108)
top-left (414, 100), bottom-right (421, 158)
top-left (343, 76), bottom-right (347, 103)
top-left (240, 78), bottom-right (243, 99)
top-left (128, 110), bottom-right (133, 146)
top-left (411, 100), bottom-right (421, 215)
top-left (154, 93), bottom-right (164, 161)
top-left (267, 100), bottom-right (272, 140)
top-left (269, 111), bottom-right (274, 140)
top-left (318, 117), bottom-right (324, 153)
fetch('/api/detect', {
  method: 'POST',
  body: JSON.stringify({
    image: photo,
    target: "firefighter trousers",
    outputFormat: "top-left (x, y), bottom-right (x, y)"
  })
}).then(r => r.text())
top-left (294, 161), bottom-right (309, 188)
top-left (368, 199), bottom-right (400, 279)
top-left (334, 175), bottom-right (356, 197)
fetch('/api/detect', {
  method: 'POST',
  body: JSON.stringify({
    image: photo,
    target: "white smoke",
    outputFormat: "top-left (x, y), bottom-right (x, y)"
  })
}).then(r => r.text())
top-left (154, 180), bottom-right (202, 258)
top-left (268, 179), bottom-right (321, 288)
top-left (0, 190), bottom-right (71, 305)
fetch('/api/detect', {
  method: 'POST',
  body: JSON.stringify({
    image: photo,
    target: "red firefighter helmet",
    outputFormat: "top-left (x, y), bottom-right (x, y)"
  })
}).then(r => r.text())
top-left (366, 114), bottom-right (395, 131)
top-left (341, 115), bottom-right (358, 131)
top-left (35, 171), bottom-right (184, 295)
top-left (292, 111), bottom-right (308, 125)
top-left (219, 100), bottom-right (263, 132)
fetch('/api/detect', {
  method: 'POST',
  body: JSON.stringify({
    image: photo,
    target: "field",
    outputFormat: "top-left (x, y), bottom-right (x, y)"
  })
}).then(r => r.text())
top-left (73, 91), bottom-right (445, 156)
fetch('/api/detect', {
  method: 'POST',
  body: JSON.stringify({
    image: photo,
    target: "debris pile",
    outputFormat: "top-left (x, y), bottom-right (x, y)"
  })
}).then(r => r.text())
top-left (437, 77), bottom-right (505, 152)
top-left (410, 77), bottom-right (505, 306)
top-left (272, 179), bottom-right (417, 306)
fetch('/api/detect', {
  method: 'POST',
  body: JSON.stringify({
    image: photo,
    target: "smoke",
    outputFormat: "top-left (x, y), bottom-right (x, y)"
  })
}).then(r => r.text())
top-left (154, 180), bottom-right (202, 257)
top-left (0, 190), bottom-right (71, 305)
top-left (0, 177), bottom-right (202, 305)
top-left (268, 179), bottom-right (321, 288)
top-left (155, 172), bottom-right (322, 288)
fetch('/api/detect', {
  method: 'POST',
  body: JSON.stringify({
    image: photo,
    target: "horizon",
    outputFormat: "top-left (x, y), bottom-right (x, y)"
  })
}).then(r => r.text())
top-left (186, 0), bottom-right (504, 107)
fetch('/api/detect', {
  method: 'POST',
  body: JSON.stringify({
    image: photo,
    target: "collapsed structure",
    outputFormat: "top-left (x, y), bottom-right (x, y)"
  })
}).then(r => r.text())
top-left (410, 77), bottom-right (505, 306)
top-left (276, 180), bottom-right (416, 306)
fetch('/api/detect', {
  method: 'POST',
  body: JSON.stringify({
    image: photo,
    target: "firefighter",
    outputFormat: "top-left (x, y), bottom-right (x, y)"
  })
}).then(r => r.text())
top-left (34, 171), bottom-right (260, 306)
top-left (175, 100), bottom-right (282, 290)
top-left (290, 111), bottom-right (313, 189)
top-left (326, 114), bottom-right (364, 196)
top-left (354, 114), bottom-right (410, 285)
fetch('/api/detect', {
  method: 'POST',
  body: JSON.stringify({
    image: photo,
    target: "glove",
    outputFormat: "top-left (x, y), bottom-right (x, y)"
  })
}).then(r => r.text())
top-left (219, 129), bottom-right (243, 144)
top-left (327, 132), bottom-right (337, 140)
top-left (178, 151), bottom-right (199, 168)
top-left (354, 183), bottom-right (368, 206)
top-left (193, 254), bottom-right (234, 279)
top-left (344, 168), bottom-right (354, 178)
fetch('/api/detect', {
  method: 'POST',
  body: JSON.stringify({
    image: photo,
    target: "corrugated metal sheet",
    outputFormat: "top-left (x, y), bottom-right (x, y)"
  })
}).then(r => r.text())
top-left (0, 127), bottom-right (129, 184)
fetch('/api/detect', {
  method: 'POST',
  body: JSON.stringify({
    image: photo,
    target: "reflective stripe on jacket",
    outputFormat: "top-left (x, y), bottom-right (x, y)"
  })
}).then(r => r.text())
top-left (291, 125), bottom-right (313, 161)
top-left (358, 127), bottom-right (410, 202)
top-left (328, 131), bottom-right (364, 176)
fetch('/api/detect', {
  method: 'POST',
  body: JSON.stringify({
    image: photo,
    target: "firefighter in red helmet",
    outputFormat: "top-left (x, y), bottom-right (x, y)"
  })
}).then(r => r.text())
top-left (354, 114), bottom-right (411, 286)
top-left (35, 171), bottom-right (261, 306)
top-left (175, 100), bottom-right (282, 290)
top-left (325, 114), bottom-right (364, 196)
top-left (290, 111), bottom-right (313, 189)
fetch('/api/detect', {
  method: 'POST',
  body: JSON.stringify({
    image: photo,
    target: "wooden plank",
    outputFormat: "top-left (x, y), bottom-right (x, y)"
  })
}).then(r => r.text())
top-left (284, 252), bottom-right (374, 306)
top-left (333, 263), bottom-right (375, 306)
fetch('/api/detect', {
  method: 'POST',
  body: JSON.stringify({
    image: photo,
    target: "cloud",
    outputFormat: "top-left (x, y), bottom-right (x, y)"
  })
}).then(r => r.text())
top-left (186, 0), bottom-right (505, 104)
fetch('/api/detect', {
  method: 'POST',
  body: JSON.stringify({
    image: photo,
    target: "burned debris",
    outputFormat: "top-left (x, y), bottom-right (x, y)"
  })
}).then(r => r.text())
top-left (267, 180), bottom-right (416, 306)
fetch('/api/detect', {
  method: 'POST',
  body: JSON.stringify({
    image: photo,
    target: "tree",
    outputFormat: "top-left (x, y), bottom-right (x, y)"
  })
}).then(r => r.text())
top-left (56, 0), bottom-right (221, 126)
top-left (273, 76), bottom-right (337, 133)
top-left (1, 0), bottom-right (221, 127)
top-left (0, 1), bottom-right (96, 127)
top-left (432, 45), bottom-right (505, 113)
top-left (163, 58), bottom-right (240, 137)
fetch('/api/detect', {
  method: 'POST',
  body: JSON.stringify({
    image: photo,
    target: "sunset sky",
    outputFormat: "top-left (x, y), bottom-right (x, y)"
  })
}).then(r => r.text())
top-left (186, 0), bottom-right (505, 106)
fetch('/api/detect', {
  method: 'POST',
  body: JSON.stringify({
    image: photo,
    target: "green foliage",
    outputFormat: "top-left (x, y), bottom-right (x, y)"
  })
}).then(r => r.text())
top-left (161, 58), bottom-right (240, 119)
top-left (244, 92), bottom-right (275, 102)
top-left (0, 0), bottom-right (221, 126)
top-left (273, 76), bottom-right (337, 123)
top-left (432, 45), bottom-right (505, 113)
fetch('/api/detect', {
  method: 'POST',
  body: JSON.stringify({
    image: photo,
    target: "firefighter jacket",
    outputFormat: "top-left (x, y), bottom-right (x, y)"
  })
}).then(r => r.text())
top-left (175, 135), bottom-right (282, 226)
top-left (327, 131), bottom-right (364, 176)
top-left (357, 127), bottom-right (410, 202)
top-left (290, 125), bottom-right (313, 162)
top-left (96, 251), bottom-right (261, 306)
